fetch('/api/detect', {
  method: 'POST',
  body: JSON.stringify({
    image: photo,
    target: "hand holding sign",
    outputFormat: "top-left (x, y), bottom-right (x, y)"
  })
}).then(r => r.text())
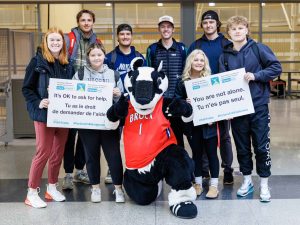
top-left (184, 68), bottom-right (254, 126)
top-left (47, 78), bottom-right (113, 129)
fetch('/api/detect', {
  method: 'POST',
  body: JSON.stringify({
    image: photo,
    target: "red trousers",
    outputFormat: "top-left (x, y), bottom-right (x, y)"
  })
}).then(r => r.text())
top-left (28, 122), bottom-right (69, 188)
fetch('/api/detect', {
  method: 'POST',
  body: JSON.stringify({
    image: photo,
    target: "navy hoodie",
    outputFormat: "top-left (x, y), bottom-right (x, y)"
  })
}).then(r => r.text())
top-left (219, 38), bottom-right (282, 108)
top-left (105, 46), bottom-right (146, 85)
top-left (188, 33), bottom-right (231, 75)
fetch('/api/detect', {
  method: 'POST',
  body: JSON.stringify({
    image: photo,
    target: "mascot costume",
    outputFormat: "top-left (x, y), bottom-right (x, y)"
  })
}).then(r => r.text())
top-left (105, 58), bottom-right (197, 219)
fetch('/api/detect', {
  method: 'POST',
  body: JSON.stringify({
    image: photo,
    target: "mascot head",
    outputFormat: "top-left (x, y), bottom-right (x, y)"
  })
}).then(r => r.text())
top-left (124, 57), bottom-right (168, 115)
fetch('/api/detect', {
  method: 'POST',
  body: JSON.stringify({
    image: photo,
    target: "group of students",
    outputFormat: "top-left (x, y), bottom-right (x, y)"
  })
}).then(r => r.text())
top-left (22, 8), bottom-right (281, 209)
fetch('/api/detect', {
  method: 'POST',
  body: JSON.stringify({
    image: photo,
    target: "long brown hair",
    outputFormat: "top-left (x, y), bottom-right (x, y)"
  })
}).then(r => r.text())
top-left (41, 27), bottom-right (68, 65)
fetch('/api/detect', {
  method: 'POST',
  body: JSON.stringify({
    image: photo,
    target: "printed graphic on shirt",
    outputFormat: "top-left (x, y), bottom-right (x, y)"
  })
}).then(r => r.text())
top-left (86, 78), bottom-right (109, 82)
top-left (117, 63), bottom-right (131, 76)
top-left (129, 113), bottom-right (153, 123)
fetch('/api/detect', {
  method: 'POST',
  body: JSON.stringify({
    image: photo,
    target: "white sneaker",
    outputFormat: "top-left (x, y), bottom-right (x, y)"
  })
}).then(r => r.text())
top-left (260, 186), bottom-right (271, 202)
top-left (25, 188), bottom-right (47, 208)
top-left (45, 184), bottom-right (66, 202)
top-left (91, 188), bottom-right (101, 203)
top-left (113, 188), bottom-right (125, 203)
top-left (237, 180), bottom-right (254, 197)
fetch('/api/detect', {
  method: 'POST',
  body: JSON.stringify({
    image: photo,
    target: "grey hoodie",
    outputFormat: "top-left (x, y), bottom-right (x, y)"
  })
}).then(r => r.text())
top-left (73, 64), bottom-right (124, 102)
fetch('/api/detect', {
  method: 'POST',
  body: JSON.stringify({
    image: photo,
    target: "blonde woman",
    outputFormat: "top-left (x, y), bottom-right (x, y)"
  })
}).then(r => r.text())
top-left (175, 49), bottom-right (221, 199)
top-left (22, 27), bottom-right (73, 208)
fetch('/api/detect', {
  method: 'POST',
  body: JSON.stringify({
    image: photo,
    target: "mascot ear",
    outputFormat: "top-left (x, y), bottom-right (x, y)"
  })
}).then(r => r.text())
top-left (130, 57), bottom-right (144, 71)
top-left (156, 60), bottom-right (163, 72)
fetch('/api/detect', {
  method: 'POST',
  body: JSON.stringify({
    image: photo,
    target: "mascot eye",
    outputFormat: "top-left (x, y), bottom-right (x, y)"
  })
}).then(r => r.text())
top-left (157, 77), bottom-right (162, 86)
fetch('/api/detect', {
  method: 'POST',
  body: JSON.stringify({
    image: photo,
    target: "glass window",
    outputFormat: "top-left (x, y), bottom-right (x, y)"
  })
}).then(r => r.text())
top-left (195, 3), bottom-right (260, 39)
top-left (0, 4), bottom-right (37, 29)
top-left (262, 3), bottom-right (300, 71)
top-left (115, 3), bottom-right (181, 55)
top-left (83, 4), bottom-right (114, 52)
top-left (262, 3), bottom-right (300, 32)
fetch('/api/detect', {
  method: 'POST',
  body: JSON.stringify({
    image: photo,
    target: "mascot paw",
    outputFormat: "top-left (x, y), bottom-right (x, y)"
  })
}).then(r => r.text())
top-left (165, 98), bottom-right (191, 117)
top-left (170, 201), bottom-right (198, 219)
top-left (105, 118), bottom-right (120, 130)
top-left (114, 93), bottom-right (129, 118)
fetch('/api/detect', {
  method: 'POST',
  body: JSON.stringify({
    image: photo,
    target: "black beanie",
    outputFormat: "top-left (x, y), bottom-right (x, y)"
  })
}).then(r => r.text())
top-left (201, 10), bottom-right (219, 22)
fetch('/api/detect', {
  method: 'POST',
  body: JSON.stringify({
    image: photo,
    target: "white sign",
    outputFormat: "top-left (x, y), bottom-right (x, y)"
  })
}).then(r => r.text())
top-left (185, 68), bottom-right (254, 126)
top-left (47, 78), bottom-right (113, 130)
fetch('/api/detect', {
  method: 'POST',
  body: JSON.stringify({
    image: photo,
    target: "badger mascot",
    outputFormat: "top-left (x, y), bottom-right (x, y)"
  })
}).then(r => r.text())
top-left (105, 58), bottom-right (197, 219)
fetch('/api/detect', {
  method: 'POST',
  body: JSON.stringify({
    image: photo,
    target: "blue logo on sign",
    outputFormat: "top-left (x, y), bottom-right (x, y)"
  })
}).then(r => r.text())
top-left (77, 83), bottom-right (86, 91)
top-left (211, 77), bottom-right (220, 85)
top-left (56, 86), bottom-right (64, 90)
top-left (222, 78), bottom-right (231, 83)
top-left (88, 88), bottom-right (97, 92)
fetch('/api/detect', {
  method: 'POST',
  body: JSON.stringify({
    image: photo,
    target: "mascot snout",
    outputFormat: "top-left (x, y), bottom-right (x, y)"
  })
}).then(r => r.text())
top-left (134, 80), bottom-right (153, 105)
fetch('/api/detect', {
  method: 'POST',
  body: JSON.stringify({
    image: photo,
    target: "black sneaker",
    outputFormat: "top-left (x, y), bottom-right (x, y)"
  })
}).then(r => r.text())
top-left (170, 201), bottom-right (198, 219)
top-left (223, 172), bottom-right (234, 185)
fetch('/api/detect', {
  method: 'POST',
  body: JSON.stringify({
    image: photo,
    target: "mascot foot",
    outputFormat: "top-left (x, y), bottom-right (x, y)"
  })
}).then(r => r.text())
top-left (169, 201), bottom-right (197, 219)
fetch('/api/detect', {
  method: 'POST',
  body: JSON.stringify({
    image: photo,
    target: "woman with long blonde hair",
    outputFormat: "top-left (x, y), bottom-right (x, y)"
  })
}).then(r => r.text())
top-left (22, 27), bottom-right (73, 208)
top-left (181, 49), bottom-right (211, 81)
top-left (175, 49), bottom-right (220, 199)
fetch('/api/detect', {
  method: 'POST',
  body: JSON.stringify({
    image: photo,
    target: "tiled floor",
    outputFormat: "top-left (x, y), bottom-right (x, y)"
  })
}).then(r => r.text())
top-left (0, 98), bottom-right (300, 225)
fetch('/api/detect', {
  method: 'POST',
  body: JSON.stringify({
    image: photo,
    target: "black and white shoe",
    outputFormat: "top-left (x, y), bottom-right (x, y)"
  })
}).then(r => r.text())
top-left (169, 201), bottom-right (197, 219)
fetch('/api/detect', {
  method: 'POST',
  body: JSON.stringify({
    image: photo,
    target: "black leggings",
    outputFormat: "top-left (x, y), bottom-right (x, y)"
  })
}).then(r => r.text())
top-left (190, 126), bottom-right (219, 178)
top-left (78, 129), bottom-right (123, 185)
top-left (63, 128), bottom-right (86, 173)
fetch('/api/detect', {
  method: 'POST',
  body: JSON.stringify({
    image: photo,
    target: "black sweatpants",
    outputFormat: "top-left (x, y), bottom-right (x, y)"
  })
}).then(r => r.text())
top-left (78, 129), bottom-right (123, 185)
top-left (63, 128), bottom-right (85, 173)
top-left (219, 120), bottom-right (234, 173)
top-left (231, 104), bottom-right (271, 177)
top-left (123, 145), bottom-right (194, 205)
top-left (190, 126), bottom-right (219, 179)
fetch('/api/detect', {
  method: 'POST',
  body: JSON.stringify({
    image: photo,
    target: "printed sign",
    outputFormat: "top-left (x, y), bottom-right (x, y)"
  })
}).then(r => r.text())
top-left (47, 78), bottom-right (113, 130)
top-left (185, 68), bottom-right (254, 126)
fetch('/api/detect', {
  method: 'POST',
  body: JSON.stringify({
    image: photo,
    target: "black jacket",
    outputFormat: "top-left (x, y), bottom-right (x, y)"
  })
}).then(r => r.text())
top-left (146, 39), bottom-right (187, 98)
top-left (175, 80), bottom-right (229, 139)
top-left (22, 49), bottom-right (73, 122)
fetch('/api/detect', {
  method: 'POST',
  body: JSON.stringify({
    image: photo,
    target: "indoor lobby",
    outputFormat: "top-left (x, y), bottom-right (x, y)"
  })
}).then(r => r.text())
top-left (0, 1), bottom-right (300, 224)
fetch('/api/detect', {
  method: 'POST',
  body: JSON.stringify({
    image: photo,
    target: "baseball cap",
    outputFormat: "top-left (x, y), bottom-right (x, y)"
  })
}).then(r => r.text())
top-left (158, 15), bottom-right (174, 26)
top-left (201, 10), bottom-right (220, 22)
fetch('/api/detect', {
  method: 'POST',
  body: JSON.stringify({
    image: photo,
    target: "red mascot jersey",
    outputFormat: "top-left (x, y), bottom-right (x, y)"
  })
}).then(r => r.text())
top-left (124, 98), bottom-right (177, 169)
